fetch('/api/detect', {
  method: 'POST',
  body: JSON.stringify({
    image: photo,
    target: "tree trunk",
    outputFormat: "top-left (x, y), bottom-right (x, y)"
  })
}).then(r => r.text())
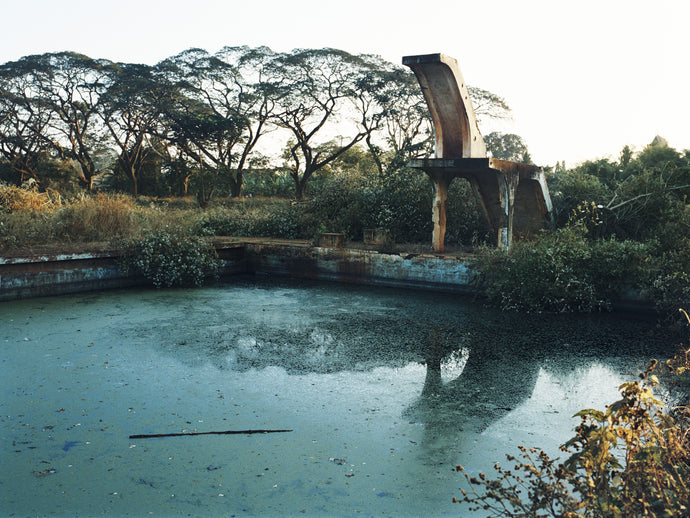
top-left (229, 172), bottom-right (243, 198)
top-left (131, 171), bottom-right (138, 197)
top-left (294, 179), bottom-right (307, 201)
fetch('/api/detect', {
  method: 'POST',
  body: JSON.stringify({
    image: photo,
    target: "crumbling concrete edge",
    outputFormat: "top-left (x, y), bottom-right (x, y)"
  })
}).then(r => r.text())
top-left (0, 242), bottom-right (476, 302)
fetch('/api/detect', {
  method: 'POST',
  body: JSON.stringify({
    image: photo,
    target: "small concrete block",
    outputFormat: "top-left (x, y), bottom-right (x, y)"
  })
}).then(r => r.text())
top-left (363, 229), bottom-right (392, 246)
top-left (317, 233), bottom-right (346, 248)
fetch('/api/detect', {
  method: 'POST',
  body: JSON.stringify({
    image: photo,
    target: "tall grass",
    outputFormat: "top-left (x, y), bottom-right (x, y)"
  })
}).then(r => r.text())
top-left (0, 185), bottom-right (61, 213)
top-left (0, 186), bottom-right (200, 249)
top-left (59, 194), bottom-right (137, 242)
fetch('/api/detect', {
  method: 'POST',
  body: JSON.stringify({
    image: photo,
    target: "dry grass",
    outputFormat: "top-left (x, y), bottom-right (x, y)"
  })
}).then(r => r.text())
top-left (0, 186), bottom-right (201, 250)
top-left (60, 193), bottom-right (137, 242)
top-left (0, 185), bottom-right (62, 213)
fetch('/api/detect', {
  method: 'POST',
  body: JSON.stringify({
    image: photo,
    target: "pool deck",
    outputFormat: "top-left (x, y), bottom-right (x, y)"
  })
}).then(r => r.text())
top-left (0, 237), bottom-right (476, 301)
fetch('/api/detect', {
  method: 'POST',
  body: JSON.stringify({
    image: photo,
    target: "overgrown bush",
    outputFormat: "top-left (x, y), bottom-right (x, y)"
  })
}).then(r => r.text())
top-left (470, 227), bottom-right (650, 312)
top-left (455, 341), bottom-right (690, 517)
top-left (0, 210), bottom-right (60, 248)
top-left (305, 168), bottom-right (437, 243)
top-left (192, 198), bottom-right (308, 239)
top-left (373, 169), bottom-right (434, 243)
top-left (0, 184), bottom-right (62, 213)
top-left (0, 188), bottom-right (200, 248)
top-left (648, 238), bottom-right (690, 313)
top-left (445, 179), bottom-right (492, 245)
top-left (121, 228), bottom-right (221, 288)
top-left (0, 184), bottom-right (62, 247)
top-left (306, 173), bottom-right (380, 239)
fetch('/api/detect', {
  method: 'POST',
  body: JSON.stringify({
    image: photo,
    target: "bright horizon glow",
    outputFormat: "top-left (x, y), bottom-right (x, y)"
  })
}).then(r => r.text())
top-left (1, 0), bottom-right (688, 167)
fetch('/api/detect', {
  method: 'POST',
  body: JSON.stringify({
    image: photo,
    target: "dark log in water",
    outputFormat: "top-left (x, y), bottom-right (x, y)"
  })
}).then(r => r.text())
top-left (129, 429), bottom-right (293, 439)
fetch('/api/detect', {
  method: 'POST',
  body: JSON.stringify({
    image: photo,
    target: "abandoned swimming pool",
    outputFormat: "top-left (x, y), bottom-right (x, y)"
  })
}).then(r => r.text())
top-left (1, 275), bottom-right (675, 516)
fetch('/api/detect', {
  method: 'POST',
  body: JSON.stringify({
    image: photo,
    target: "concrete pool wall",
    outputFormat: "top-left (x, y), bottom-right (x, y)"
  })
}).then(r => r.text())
top-left (0, 239), bottom-right (474, 302)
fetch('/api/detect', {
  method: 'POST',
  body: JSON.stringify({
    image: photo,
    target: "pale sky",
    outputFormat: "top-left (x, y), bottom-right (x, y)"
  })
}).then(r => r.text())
top-left (1, 0), bottom-right (688, 167)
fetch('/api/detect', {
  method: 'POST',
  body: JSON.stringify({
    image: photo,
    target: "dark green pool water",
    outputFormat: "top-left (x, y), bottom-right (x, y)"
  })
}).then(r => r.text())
top-left (0, 276), bottom-right (675, 516)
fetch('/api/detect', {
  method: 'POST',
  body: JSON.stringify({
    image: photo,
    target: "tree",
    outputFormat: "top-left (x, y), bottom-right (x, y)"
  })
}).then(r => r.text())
top-left (99, 63), bottom-right (174, 196)
top-left (272, 48), bottom-right (380, 199)
top-left (14, 52), bottom-right (115, 190)
top-left (468, 87), bottom-right (511, 123)
top-left (619, 144), bottom-right (633, 168)
top-left (484, 132), bottom-right (530, 162)
top-left (358, 64), bottom-right (434, 176)
top-left (159, 46), bottom-right (282, 200)
top-left (360, 67), bottom-right (512, 177)
top-left (0, 59), bottom-right (53, 186)
top-left (548, 138), bottom-right (690, 245)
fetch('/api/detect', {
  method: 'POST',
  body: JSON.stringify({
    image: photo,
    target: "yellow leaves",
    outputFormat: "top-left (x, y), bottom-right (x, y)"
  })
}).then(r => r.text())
top-left (574, 408), bottom-right (605, 421)
top-left (458, 353), bottom-right (690, 516)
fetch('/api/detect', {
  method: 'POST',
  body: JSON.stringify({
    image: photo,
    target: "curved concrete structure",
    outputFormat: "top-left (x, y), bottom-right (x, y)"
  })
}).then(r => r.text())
top-left (402, 54), bottom-right (486, 159)
top-left (403, 53), bottom-right (553, 251)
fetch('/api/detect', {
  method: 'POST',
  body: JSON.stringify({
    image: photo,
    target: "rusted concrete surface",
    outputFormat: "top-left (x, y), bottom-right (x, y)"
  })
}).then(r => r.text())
top-left (0, 241), bottom-right (473, 301)
top-left (403, 53), bottom-right (553, 251)
top-left (411, 158), bottom-right (554, 248)
top-left (246, 243), bottom-right (472, 293)
top-left (0, 252), bottom-right (144, 301)
top-left (0, 244), bottom-right (248, 302)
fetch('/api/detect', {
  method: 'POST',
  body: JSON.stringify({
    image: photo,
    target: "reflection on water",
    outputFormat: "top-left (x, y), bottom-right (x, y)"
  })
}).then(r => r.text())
top-left (0, 276), bottom-right (676, 516)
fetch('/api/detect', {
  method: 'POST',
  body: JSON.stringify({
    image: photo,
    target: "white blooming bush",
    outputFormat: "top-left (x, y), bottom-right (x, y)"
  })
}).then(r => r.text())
top-left (123, 228), bottom-right (222, 288)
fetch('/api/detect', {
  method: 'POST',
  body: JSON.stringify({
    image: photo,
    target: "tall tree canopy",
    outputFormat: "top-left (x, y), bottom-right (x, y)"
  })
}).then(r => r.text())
top-left (0, 57), bottom-right (55, 187)
top-left (158, 46), bottom-right (282, 199)
top-left (273, 48), bottom-right (386, 199)
top-left (99, 63), bottom-right (175, 196)
top-left (0, 46), bottom-right (520, 200)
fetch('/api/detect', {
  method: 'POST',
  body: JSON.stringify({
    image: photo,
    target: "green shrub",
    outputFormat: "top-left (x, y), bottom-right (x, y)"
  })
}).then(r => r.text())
top-left (306, 174), bottom-right (380, 239)
top-left (374, 169), bottom-right (433, 243)
top-left (470, 227), bottom-right (650, 312)
top-left (648, 238), bottom-right (690, 313)
top-left (445, 179), bottom-right (491, 245)
top-left (192, 200), bottom-right (308, 240)
top-left (122, 228), bottom-right (222, 288)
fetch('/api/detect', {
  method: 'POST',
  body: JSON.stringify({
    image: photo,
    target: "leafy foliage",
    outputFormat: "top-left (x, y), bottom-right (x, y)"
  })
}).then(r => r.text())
top-left (648, 238), bottom-right (690, 312)
top-left (122, 228), bottom-right (221, 288)
top-left (192, 199), bottom-right (305, 240)
top-left (485, 132), bottom-right (531, 162)
top-left (549, 139), bottom-right (690, 248)
top-left (456, 349), bottom-right (690, 517)
top-left (470, 226), bottom-right (650, 312)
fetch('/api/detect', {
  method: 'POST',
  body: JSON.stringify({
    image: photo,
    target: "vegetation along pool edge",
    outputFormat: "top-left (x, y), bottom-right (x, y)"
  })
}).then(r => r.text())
top-left (0, 238), bottom-right (653, 314)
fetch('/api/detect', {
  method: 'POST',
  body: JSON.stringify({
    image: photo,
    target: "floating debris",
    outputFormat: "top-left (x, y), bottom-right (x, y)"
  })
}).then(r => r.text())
top-left (33, 468), bottom-right (56, 477)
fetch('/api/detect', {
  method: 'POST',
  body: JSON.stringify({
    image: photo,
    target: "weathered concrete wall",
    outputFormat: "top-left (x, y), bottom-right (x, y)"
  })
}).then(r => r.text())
top-left (0, 242), bottom-right (473, 301)
top-left (245, 243), bottom-right (472, 293)
top-left (0, 252), bottom-right (144, 301)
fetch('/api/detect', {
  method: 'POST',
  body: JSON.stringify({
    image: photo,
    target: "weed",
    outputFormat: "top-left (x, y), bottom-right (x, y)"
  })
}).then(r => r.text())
top-left (120, 228), bottom-right (222, 288)
top-left (455, 325), bottom-right (690, 516)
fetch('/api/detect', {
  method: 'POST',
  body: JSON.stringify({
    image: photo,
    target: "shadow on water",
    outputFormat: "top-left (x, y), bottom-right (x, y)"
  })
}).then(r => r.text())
top-left (120, 277), bottom-right (675, 447)
top-left (405, 325), bottom-right (541, 435)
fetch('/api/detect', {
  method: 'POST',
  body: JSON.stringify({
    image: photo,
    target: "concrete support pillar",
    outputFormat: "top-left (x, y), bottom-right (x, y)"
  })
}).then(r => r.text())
top-left (497, 171), bottom-right (520, 250)
top-left (431, 174), bottom-right (451, 253)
